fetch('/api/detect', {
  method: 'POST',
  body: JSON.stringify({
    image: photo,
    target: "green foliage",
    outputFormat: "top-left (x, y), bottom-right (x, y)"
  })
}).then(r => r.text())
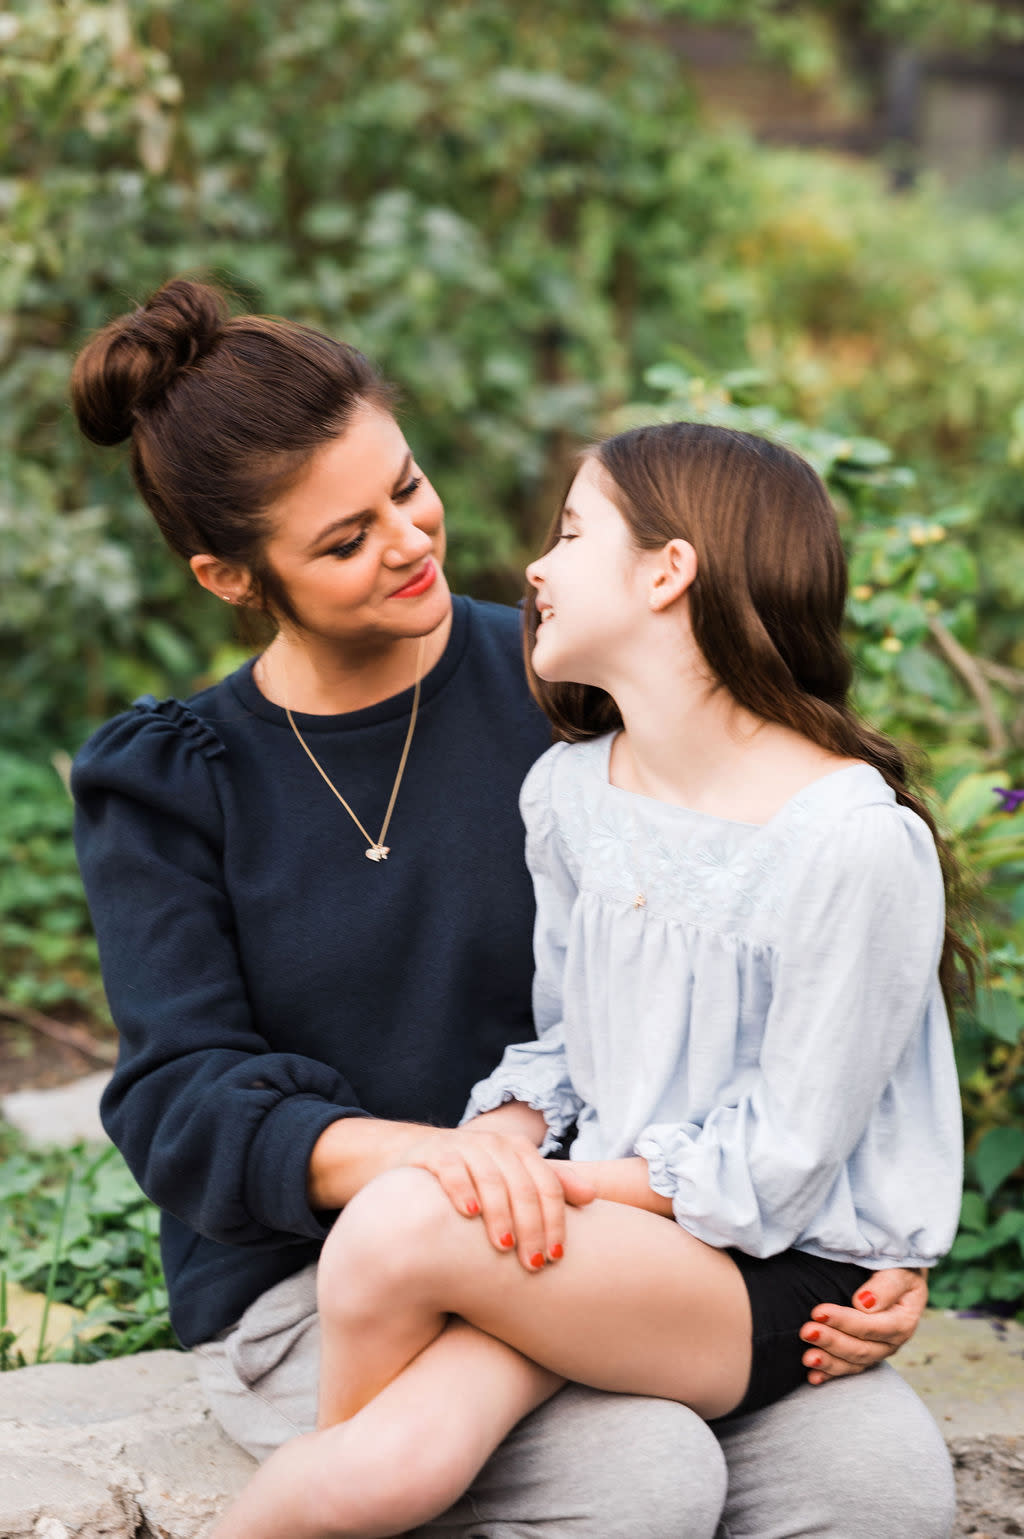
top-left (0, 1125), bottom-right (174, 1367)
top-left (0, 751), bottom-right (108, 1019)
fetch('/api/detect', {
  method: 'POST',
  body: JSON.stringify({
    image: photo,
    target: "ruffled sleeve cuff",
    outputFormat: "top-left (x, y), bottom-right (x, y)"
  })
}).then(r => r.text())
top-left (461, 1045), bottom-right (584, 1157)
top-left (634, 1121), bottom-right (702, 1202)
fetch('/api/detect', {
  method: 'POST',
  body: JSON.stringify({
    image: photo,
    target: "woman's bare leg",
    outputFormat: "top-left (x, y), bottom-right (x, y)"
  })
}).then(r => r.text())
top-left (317, 1166), bottom-right (752, 1428)
top-left (210, 1317), bottom-right (560, 1539)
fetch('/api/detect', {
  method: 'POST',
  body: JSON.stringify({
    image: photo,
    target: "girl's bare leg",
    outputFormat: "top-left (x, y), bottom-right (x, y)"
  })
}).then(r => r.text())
top-left (317, 1166), bottom-right (752, 1428)
top-left (210, 1317), bottom-right (560, 1539)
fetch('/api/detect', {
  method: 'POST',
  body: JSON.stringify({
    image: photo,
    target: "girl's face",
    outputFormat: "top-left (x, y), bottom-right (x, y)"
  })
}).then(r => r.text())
top-left (260, 405), bottom-right (450, 648)
top-left (526, 458), bottom-right (649, 687)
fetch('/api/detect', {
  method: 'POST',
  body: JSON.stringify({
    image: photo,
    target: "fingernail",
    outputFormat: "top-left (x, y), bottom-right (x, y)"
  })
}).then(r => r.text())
top-left (465, 1199), bottom-right (480, 1216)
top-left (550, 1243), bottom-right (564, 1260)
top-left (499, 1232), bottom-right (515, 1249)
top-left (530, 1252), bottom-right (545, 1269)
top-left (857, 1291), bottom-right (876, 1309)
top-left (812, 1309), bottom-right (830, 1324)
top-left (807, 1353), bottom-right (821, 1368)
top-left (805, 1327), bottom-right (820, 1343)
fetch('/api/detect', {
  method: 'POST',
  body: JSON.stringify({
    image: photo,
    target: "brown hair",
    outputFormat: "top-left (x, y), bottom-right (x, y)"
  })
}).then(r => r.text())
top-left (70, 277), bottom-right (395, 623)
top-left (526, 421), bottom-right (973, 1007)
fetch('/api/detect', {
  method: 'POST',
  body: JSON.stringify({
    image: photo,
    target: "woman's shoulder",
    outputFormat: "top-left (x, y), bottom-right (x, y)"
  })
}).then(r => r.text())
top-left (71, 678), bottom-right (233, 804)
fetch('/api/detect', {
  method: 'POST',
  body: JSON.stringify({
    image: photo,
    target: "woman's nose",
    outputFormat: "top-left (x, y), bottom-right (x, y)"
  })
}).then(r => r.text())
top-left (383, 510), bottom-right (434, 566)
top-left (526, 556), bottom-right (544, 588)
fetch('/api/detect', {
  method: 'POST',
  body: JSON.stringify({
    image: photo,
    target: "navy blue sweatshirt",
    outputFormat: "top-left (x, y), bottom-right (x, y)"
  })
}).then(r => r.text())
top-left (72, 597), bottom-right (552, 1346)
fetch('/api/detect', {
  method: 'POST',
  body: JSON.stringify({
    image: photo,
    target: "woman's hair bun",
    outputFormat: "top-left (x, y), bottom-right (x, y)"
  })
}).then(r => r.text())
top-left (70, 278), bottom-right (230, 446)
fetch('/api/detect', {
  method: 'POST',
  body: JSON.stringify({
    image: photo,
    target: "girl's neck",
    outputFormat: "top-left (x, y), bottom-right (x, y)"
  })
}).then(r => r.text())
top-left (608, 669), bottom-right (852, 824)
top-left (255, 611), bottom-right (452, 716)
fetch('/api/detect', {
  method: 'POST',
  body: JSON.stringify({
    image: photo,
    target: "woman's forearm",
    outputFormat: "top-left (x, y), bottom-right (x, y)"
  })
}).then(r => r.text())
top-left (307, 1101), bottom-right (550, 1210)
top-left (307, 1117), bottom-right (436, 1209)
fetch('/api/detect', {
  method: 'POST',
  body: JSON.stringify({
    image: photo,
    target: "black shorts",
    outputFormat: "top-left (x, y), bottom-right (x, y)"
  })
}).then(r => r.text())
top-left (712, 1249), bottom-right (874, 1422)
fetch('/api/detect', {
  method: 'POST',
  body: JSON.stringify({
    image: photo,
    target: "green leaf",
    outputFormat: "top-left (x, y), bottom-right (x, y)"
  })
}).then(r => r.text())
top-left (973, 987), bottom-right (1024, 1046)
top-left (943, 772), bottom-right (1006, 833)
top-left (975, 1127), bottom-right (1024, 1200)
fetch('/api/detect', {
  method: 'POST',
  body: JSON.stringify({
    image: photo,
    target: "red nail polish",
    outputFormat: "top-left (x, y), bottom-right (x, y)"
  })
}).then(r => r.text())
top-left (805, 1328), bottom-right (820, 1343)
top-left (808, 1353), bottom-right (821, 1368)
top-left (530, 1252), bottom-right (545, 1269)
top-left (550, 1243), bottom-right (564, 1260)
top-left (857, 1291), bottom-right (876, 1309)
top-left (465, 1199), bottom-right (480, 1216)
top-left (499, 1232), bottom-right (515, 1249)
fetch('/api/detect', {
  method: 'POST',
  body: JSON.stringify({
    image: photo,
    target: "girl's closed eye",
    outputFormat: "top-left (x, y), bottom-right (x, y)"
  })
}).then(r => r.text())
top-left (558, 529), bottom-right (579, 543)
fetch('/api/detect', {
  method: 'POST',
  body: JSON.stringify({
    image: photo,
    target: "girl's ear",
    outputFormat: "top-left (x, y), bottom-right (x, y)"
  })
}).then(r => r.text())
top-left (649, 539), bottom-right (697, 612)
top-left (189, 553), bottom-right (252, 606)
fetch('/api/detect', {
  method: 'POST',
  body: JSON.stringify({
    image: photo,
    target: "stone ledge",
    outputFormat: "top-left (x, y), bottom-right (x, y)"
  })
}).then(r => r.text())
top-left (0, 1314), bottom-right (1021, 1539)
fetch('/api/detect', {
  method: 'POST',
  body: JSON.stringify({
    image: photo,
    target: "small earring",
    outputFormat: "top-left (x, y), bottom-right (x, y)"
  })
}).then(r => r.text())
top-left (220, 594), bottom-right (235, 604)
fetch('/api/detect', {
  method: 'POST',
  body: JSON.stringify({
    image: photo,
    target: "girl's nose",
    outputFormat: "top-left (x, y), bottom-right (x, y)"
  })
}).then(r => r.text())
top-left (526, 556), bottom-right (544, 588)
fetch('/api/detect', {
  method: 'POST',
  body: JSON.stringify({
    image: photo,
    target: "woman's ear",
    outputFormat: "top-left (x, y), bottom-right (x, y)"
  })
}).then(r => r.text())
top-left (189, 553), bottom-right (252, 606)
top-left (649, 539), bottom-right (697, 613)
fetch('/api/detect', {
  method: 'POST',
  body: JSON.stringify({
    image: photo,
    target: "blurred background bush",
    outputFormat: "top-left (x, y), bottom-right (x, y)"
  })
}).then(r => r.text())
top-left (2, 0), bottom-right (1023, 1331)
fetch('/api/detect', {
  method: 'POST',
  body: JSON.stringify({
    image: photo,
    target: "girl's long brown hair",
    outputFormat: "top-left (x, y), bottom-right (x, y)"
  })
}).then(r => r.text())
top-left (525, 422), bottom-right (973, 1010)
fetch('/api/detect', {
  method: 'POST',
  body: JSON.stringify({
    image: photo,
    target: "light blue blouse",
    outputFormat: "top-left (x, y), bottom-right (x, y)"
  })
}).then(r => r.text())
top-left (464, 735), bottom-right (963, 1269)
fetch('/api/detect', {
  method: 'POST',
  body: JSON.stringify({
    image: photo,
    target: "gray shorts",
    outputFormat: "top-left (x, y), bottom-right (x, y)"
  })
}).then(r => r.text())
top-left (192, 1263), bottom-right (955, 1539)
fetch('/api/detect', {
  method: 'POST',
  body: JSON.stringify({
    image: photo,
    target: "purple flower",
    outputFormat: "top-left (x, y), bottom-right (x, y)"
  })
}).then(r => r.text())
top-left (993, 787), bottom-right (1024, 813)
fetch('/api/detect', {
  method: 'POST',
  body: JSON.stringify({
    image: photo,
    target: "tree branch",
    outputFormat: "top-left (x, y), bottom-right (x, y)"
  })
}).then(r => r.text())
top-left (0, 999), bottom-right (116, 1067)
top-left (927, 618), bottom-right (1009, 754)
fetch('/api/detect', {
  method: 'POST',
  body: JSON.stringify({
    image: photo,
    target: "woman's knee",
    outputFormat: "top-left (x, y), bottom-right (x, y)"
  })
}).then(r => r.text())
top-left (501, 1385), bottom-right (727, 1539)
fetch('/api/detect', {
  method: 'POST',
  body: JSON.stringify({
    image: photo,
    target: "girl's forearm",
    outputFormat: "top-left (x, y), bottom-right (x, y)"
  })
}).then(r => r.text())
top-left (574, 1156), bottom-right (674, 1217)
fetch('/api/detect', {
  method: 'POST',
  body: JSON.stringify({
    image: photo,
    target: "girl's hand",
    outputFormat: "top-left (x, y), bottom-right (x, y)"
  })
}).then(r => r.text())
top-left (799, 1268), bottom-right (928, 1384)
top-left (399, 1118), bottom-right (595, 1274)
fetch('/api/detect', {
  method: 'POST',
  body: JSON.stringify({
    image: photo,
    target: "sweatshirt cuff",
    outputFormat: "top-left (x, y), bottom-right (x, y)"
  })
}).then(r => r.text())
top-left (244, 1096), bottom-right (373, 1239)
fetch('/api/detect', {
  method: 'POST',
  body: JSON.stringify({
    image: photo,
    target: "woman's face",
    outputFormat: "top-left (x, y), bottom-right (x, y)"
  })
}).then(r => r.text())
top-left (526, 457), bottom-right (649, 688)
top-left (260, 405), bottom-right (450, 648)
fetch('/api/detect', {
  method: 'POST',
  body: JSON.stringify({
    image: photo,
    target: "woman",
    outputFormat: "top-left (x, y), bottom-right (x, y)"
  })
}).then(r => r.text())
top-left (70, 279), bottom-right (954, 1539)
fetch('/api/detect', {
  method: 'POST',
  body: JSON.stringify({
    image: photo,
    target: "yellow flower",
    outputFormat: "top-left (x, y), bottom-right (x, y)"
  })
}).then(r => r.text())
top-left (880, 636), bottom-right (903, 654)
top-left (852, 584), bottom-right (874, 601)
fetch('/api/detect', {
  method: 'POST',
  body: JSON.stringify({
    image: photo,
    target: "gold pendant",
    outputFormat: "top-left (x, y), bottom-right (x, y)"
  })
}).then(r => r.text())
top-left (366, 846), bottom-right (390, 862)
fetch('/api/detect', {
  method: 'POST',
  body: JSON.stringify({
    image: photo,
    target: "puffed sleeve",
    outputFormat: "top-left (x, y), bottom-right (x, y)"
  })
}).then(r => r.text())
top-left (72, 698), bottom-right (367, 1248)
top-left (634, 803), bottom-right (958, 1259)
top-left (462, 747), bottom-right (584, 1154)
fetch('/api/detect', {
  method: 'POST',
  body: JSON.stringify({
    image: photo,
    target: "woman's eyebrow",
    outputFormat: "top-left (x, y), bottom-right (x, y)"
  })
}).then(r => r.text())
top-left (306, 452), bottom-right (414, 551)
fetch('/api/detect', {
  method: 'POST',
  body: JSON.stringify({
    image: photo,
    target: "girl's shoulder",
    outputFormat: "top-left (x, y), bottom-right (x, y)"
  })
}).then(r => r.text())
top-left (785, 764), bottom-right (944, 901)
top-left (519, 733), bottom-right (611, 814)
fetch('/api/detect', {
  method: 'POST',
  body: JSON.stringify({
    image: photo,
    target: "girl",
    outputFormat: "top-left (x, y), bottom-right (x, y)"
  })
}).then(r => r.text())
top-left (210, 421), bottom-right (963, 1539)
top-left (68, 280), bottom-right (952, 1539)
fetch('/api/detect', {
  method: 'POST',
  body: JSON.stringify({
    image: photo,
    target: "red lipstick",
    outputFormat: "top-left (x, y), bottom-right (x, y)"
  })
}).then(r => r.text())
top-left (389, 559), bottom-right (437, 599)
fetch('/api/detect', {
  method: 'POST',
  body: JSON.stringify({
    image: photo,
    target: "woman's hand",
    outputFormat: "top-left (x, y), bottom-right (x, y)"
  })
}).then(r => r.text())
top-left (799, 1268), bottom-right (928, 1384)
top-left (400, 1106), bottom-right (596, 1274)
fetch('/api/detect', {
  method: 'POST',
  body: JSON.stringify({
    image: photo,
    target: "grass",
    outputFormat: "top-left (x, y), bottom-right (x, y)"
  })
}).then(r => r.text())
top-left (0, 1121), bottom-right (176, 1369)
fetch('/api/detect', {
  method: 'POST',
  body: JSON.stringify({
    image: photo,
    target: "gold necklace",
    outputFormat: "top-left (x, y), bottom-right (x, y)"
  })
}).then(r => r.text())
top-left (282, 635), bottom-right (426, 862)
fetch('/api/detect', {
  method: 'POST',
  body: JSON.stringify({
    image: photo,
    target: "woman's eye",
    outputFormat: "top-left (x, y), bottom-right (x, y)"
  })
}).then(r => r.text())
top-left (394, 474), bottom-right (423, 504)
top-left (558, 531), bottom-right (578, 543)
top-left (329, 528), bottom-right (369, 560)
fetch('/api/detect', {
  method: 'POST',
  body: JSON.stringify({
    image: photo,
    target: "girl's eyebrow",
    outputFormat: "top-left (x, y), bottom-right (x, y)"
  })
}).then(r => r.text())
top-left (306, 452), bottom-right (413, 551)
